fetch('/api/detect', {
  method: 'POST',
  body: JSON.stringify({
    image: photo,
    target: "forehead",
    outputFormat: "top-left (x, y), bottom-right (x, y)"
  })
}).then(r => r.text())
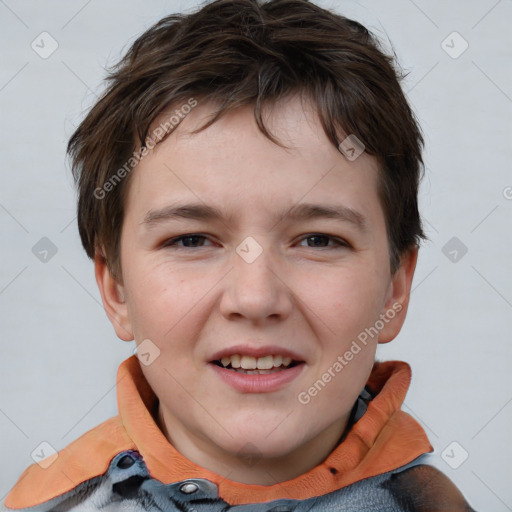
top-left (124, 96), bottom-right (385, 233)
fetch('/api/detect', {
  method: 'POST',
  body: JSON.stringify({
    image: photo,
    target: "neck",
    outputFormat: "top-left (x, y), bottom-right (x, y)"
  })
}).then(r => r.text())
top-left (156, 403), bottom-right (349, 485)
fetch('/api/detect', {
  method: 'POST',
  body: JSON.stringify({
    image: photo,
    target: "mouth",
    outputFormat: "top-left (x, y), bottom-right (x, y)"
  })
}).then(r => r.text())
top-left (210, 354), bottom-right (303, 375)
top-left (208, 349), bottom-right (306, 393)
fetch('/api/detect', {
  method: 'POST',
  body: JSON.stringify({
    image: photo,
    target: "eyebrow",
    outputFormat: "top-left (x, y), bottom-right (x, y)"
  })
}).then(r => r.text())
top-left (142, 202), bottom-right (368, 232)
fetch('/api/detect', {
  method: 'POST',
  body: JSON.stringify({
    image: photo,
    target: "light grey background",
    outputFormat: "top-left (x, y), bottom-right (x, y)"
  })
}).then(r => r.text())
top-left (0, 0), bottom-right (511, 510)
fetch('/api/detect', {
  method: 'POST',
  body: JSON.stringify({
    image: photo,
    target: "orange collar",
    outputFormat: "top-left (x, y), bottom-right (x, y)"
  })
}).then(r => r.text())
top-left (5, 356), bottom-right (432, 509)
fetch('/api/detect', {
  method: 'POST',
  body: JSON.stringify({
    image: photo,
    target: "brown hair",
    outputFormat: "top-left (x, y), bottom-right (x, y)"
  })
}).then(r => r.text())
top-left (67, 0), bottom-right (426, 281)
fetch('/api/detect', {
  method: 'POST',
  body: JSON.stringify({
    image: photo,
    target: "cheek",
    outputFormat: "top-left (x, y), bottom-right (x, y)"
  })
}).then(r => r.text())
top-left (123, 259), bottom-right (217, 349)
top-left (122, 261), bottom-right (182, 341)
top-left (294, 262), bottom-right (388, 337)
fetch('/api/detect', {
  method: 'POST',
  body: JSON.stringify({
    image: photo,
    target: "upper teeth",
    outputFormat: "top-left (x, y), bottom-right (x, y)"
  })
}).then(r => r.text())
top-left (219, 355), bottom-right (293, 370)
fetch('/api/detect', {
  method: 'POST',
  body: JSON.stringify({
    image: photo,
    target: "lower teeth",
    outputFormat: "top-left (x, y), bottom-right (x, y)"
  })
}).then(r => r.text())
top-left (230, 368), bottom-right (285, 374)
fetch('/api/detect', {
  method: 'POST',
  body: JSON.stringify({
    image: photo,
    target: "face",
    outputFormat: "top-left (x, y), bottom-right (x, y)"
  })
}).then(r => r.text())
top-left (96, 95), bottom-right (417, 484)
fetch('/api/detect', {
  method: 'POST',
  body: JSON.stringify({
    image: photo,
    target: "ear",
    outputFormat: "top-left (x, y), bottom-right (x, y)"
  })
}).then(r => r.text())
top-left (94, 253), bottom-right (134, 341)
top-left (378, 246), bottom-right (418, 344)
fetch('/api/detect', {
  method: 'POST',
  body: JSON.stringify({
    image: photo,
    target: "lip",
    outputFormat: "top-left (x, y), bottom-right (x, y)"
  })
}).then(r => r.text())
top-left (209, 361), bottom-right (305, 393)
top-left (209, 344), bottom-right (305, 363)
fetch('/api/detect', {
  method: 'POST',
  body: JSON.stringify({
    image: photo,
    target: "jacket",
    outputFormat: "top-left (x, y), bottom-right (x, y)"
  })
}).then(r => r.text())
top-left (3, 356), bottom-right (476, 511)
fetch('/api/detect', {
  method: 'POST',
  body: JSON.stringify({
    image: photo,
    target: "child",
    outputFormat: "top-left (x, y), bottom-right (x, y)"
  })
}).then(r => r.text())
top-left (3, 0), bottom-right (476, 510)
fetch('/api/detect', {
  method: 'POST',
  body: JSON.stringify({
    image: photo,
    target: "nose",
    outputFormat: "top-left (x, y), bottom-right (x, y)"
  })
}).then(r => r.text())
top-left (219, 240), bottom-right (293, 323)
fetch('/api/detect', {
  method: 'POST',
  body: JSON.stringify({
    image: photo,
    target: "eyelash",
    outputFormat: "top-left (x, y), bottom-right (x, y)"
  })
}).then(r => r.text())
top-left (161, 233), bottom-right (350, 250)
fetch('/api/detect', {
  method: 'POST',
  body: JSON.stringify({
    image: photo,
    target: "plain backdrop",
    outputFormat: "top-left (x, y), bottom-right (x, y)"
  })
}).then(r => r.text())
top-left (0, 0), bottom-right (511, 510)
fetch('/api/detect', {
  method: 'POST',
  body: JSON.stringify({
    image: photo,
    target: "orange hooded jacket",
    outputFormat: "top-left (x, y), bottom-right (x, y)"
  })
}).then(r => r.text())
top-left (3, 357), bottom-right (475, 511)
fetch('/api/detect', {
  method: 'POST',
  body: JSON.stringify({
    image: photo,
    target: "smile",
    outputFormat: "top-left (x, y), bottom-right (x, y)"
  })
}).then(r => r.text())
top-left (212, 354), bottom-right (300, 374)
top-left (209, 356), bottom-right (305, 393)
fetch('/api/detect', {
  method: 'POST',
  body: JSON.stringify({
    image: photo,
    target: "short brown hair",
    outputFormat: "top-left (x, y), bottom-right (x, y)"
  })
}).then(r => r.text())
top-left (67, 0), bottom-right (426, 281)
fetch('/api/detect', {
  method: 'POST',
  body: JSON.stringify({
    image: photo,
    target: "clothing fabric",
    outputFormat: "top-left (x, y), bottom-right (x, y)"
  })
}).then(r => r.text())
top-left (3, 356), bottom-right (476, 511)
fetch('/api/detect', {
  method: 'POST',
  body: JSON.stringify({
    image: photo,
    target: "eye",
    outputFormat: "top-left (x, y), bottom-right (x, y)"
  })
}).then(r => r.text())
top-left (162, 234), bottom-right (213, 248)
top-left (161, 233), bottom-right (350, 250)
top-left (297, 233), bottom-right (350, 249)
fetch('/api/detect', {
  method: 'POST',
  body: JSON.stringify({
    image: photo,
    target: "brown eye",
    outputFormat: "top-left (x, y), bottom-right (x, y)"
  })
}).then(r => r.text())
top-left (163, 234), bottom-right (212, 248)
top-left (298, 234), bottom-right (349, 249)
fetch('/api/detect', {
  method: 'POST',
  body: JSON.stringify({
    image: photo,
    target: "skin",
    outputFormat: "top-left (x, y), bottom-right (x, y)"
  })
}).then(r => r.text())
top-left (95, 95), bottom-right (418, 485)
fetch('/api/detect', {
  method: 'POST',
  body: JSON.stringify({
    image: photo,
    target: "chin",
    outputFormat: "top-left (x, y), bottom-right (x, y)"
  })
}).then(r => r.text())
top-left (215, 426), bottom-right (305, 460)
top-left (234, 441), bottom-right (297, 462)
